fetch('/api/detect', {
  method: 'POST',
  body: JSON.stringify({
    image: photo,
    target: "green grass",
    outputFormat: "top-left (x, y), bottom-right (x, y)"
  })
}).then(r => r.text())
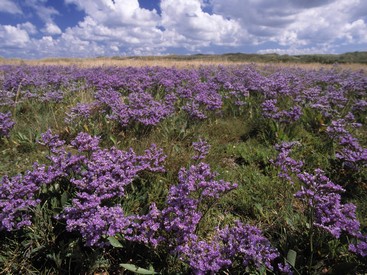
top-left (1, 66), bottom-right (367, 274)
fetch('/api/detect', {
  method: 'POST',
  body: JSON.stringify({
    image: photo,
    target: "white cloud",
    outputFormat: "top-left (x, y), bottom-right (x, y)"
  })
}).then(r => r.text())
top-left (24, 0), bottom-right (59, 23)
top-left (257, 45), bottom-right (332, 55)
top-left (340, 19), bottom-right (367, 44)
top-left (42, 23), bottom-right (62, 35)
top-left (59, 0), bottom-right (164, 56)
top-left (0, 0), bottom-right (22, 14)
top-left (17, 22), bottom-right (38, 35)
top-left (61, 0), bottom-right (242, 55)
top-left (210, 0), bottom-right (367, 53)
top-left (1, 0), bottom-right (366, 58)
top-left (65, 0), bottom-right (160, 27)
top-left (0, 25), bottom-right (30, 48)
top-left (160, 0), bottom-right (242, 49)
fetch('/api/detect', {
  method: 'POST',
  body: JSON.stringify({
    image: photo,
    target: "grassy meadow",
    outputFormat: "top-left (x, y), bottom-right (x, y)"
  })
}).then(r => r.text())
top-left (0, 59), bottom-right (367, 274)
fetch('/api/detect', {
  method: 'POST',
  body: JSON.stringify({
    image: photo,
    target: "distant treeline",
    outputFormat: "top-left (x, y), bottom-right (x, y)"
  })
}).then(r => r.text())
top-left (112, 51), bottom-right (367, 64)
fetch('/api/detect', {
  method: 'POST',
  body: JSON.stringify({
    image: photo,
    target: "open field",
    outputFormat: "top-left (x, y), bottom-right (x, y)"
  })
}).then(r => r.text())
top-left (1, 62), bottom-right (367, 274)
top-left (1, 53), bottom-right (367, 70)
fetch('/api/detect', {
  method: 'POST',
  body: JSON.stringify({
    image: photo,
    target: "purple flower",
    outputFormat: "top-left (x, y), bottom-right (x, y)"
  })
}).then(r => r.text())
top-left (335, 134), bottom-right (367, 167)
top-left (177, 234), bottom-right (232, 274)
top-left (174, 220), bottom-right (280, 273)
top-left (163, 162), bottom-right (237, 244)
top-left (0, 165), bottom-right (50, 231)
top-left (57, 136), bottom-right (166, 246)
top-left (326, 119), bottom-right (349, 139)
top-left (295, 169), bottom-right (360, 238)
top-left (126, 203), bottom-right (164, 248)
top-left (0, 111), bottom-right (15, 138)
top-left (261, 99), bottom-right (302, 124)
top-left (62, 203), bottom-right (132, 247)
top-left (70, 132), bottom-right (101, 152)
top-left (137, 144), bottom-right (167, 173)
top-left (192, 139), bottom-right (211, 161)
top-left (271, 141), bottom-right (303, 184)
top-left (349, 235), bottom-right (367, 257)
top-left (218, 221), bottom-right (279, 270)
top-left (38, 129), bottom-right (65, 153)
top-left (278, 263), bottom-right (293, 274)
top-left (39, 90), bottom-right (64, 103)
top-left (65, 102), bottom-right (100, 123)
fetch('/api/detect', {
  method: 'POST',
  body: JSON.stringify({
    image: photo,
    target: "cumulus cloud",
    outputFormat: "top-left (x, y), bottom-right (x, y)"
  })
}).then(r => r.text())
top-left (0, 0), bottom-right (22, 14)
top-left (0, 0), bottom-right (366, 58)
top-left (160, 0), bottom-right (242, 49)
top-left (24, 0), bottom-right (60, 23)
top-left (17, 22), bottom-right (38, 35)
top-left (0, 25), bottom-right (30, 48)
top-left (257, 46), bottom-right (333, 55)
top-left (210, 0), bottom-right (367, 52)
top-left (340, 19), bottom-right (367, 44)
top-left (59, 0), bottom-right (165, 56)
top-left (62, 0), bottom-right (243, 54)
top-left (42, 23), bottom-right (62, 35)
top-left (65, 0), bottom-right (160, 27)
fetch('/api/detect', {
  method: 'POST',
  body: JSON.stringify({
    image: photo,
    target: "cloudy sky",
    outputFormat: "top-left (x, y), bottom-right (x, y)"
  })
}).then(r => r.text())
top-left (0, 0), bottom-right (366, 59)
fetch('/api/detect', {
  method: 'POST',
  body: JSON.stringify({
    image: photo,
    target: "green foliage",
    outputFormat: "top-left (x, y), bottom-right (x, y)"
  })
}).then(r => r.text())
top-left (120, 263), bottom-right (158, 274)
top-left (1, 64), bottom-right (367, 274)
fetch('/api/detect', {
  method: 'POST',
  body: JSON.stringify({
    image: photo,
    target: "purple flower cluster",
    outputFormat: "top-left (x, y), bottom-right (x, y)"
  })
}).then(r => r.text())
top-left (272, 140), bottom-right (367, 258)
top-left (180, 82), bottom-right (223, 120)
top-left (0, 163), bottom-right (53, 231)
top-left (0, 111), bottom-right (15, 138)
top-left (127, 203), bottom-right (164, 248)
top-left (0, 174), bottom-right (39, 231)
top-left (163, 162), bottom-right (237, 243)
top-left (0, 90), bottom-right (16, 106)
top-left (38, 129), bottom-right (66, 153)
top-left (64, 203), bottom-right (132, 246)
top-left (295, 169), bottom-right (360, 238)
top-left (294, 168), bottom-right (367, 257)
top-left (192, 138), bottom-right (211, 161)
top-left (127, 91), bottom-right (174, 126)
top-left (177, 236), bottom-right (232, 274)
top-left (70, 132), bottom-right (101, 152)
top-left (60, 142), bottom-right (166, 246)
top-left (0, 130), bottom-right (96, 232)
top-left (65, 102), bottom-right (100, 123)
top-left (261, 99), bottom-right (302, 124)
top-left (326, 116), bottom-right (367, 168)
top-left (1, 129), bottom-right (166, 245)
top-left (159, 162), bottom-right (280, 272)
top-left (349, 235), bottom-right (367, 257)
top-left (336, 134), bottom-right (367, 167)
top-left (271, 141), bottom-right (303, 184)
top-left (176, 221), bottom-right (280, 274)
top-left (39, 90), bottom-right (64, 103)
top-left (218, 221), bottom-right (279, 270)
top-left (95, 88), bottom-right (174, 127)
top-left (326, 119), bottom-right (350, 139)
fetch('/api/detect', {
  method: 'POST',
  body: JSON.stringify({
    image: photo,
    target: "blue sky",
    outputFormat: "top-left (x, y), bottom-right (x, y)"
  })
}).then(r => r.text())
top-left (0, 0), bottom-right (366, 59)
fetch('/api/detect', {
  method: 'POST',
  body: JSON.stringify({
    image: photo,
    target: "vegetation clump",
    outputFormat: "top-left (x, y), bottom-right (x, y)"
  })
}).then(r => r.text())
top-left (0, 64), bottom-right (367, 274)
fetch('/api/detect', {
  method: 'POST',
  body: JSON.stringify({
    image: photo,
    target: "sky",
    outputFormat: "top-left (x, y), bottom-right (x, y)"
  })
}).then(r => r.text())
top-left (0, 0), bottom-right (366, 59)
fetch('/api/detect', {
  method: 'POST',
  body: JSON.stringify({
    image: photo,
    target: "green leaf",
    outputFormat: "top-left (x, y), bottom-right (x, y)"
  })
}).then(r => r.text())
top-left (120, 263), bottom-right (158, 274)
top-left (60, 191), bottom-right (68, 207)
top-left (109, 135), bottom-right (117, 145)
top-left (286, 249), bottom-right (297, 268)
top-left (107, 236), bottom-right (123, 248)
